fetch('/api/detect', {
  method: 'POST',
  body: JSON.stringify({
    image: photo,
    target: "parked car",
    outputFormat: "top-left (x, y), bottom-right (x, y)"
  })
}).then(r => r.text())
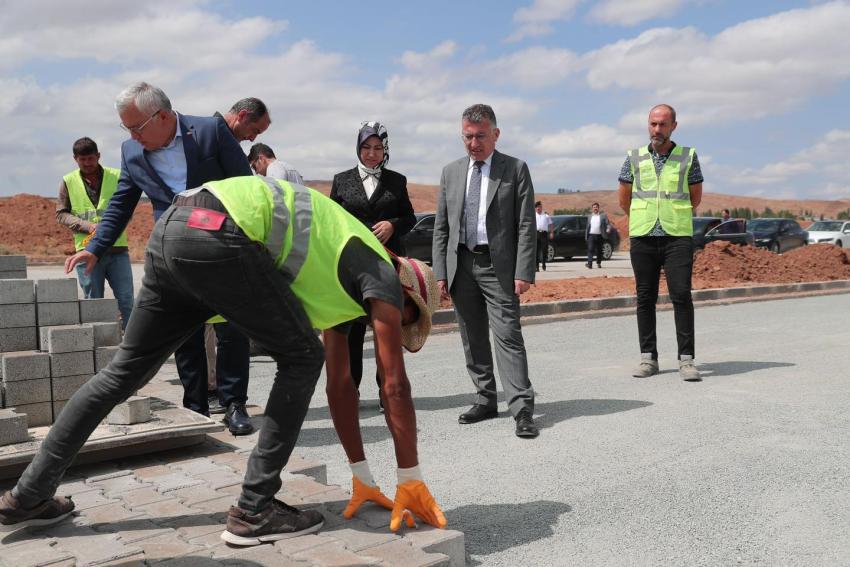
top-left (806, 220), bottom-right (850, 248)
top-left (401, 212), bottom-right (435, 263)
top-left (692, 217), bottom-right (754, 249)
top-left (546, 215), bottom-right (621, 262)
top-left (747, 218), bottom-right (808, 253)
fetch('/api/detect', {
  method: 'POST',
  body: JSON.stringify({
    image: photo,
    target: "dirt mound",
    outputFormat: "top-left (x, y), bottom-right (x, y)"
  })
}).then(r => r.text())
top-left (0, 194), bottom-right (154, 263)
top-left (693, 241), bottom-right (850, 286)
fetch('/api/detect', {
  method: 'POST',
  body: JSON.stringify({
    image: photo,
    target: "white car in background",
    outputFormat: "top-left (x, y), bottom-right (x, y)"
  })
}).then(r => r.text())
top-left (806, 220), bottom-right (850, 247)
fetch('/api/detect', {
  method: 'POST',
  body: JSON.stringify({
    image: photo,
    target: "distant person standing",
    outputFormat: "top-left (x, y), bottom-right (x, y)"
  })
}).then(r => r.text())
top-left (330, 122), bottom-right (415, 400)
top-left (721, 209), bottom-right (732, 222)
top-left (585, 202), bottom-right (611, 269)
top-left (618, 103), bottom-right (703, 382)
top-left (432, 103), bottom-right (539, 438)
top-left (247, 143), bottom-right (304, 185)
top-left (56, 137), bottom-right (134, 328)
top-left (534, 201), bottom-right (553, 272)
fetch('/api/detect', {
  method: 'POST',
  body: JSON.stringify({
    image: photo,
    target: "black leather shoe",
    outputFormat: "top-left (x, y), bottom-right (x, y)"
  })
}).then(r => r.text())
top-left (224, 402), bottom-right (254, 436)
top-left (458, 404), bottom-right (497, 424)
top-left (515, 408), bottom-right (539, 438)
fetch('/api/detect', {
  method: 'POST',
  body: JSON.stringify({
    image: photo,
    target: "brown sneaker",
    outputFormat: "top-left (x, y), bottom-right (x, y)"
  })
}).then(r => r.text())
top-left (0, 490), bottom-right (75, 532)
top-left (220, 498), bottom-right (324, 546)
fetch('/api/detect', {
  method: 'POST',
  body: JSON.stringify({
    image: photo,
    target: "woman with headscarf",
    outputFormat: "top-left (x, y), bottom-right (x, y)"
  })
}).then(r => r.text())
top-left (330, 122), bottom-right (416, 400)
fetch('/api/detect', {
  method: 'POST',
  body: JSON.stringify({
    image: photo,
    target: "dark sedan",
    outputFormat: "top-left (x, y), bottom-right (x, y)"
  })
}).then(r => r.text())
top-left (692, 217), bottom-right (754, 249)
top-left (747, 218), bottom-right (808, 253)
top-left (401, 212), bottom-right (435, 263)
top-left (546, 215), bottom-right (621, 262)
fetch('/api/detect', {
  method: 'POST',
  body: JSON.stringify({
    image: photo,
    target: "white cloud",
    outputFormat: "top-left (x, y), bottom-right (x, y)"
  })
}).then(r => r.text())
top-left (588, 0), bottom-right (688, 26)
top-left (507, 0), bottom-right (585, 42)
top-left (399, 41), bottom-right (458, 70)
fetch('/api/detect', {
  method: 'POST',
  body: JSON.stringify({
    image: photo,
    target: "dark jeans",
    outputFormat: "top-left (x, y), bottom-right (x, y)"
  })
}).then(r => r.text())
top-left (536, 231), bottom-right (549, 269)
top-left (586, 234), bottom-right (603, 266)
top-left (629, 236), bottom-right (695, 359)
top-left (175, 322), bottom-right (250, 413)
top-left (14, 204), bottom-right (324, 514)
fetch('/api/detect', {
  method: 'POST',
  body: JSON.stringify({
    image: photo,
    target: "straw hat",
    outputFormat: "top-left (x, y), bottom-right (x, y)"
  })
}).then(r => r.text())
top-left (396, 256), bottom-right (440, 353)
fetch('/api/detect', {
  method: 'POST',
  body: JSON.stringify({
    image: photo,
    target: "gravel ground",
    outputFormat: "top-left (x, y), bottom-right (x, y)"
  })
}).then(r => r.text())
top-left (246, 294), bottom-right (850, 566)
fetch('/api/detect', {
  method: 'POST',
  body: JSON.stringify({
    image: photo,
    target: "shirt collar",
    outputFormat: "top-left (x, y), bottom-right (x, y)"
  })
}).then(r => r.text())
top-left (158, 111), bottom-right (183, 151)
top-left (468, 152), bottom-right (494, 170)
top-left (647, 141), bottom-right (677, 157)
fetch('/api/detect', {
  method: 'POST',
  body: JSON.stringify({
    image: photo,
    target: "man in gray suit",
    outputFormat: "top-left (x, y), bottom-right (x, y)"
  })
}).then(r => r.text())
top-left (432, 104), bottom-right (538, 438)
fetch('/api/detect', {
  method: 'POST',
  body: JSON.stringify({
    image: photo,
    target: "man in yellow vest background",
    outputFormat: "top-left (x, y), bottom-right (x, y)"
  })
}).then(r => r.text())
top-left (617, 104), bottom-right (703, 382)
top-left (56, 137), bottom-right (134, 328)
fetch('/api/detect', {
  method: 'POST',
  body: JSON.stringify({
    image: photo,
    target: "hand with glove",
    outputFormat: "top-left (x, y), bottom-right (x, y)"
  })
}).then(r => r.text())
top-left (390, 480), bottom-right (447, 531)
top-left (343, 476), bottom-right (394, 519)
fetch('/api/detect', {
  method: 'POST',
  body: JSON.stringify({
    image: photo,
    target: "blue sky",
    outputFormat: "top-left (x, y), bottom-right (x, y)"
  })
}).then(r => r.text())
top-left (3, 0), bottom-right (849, 200)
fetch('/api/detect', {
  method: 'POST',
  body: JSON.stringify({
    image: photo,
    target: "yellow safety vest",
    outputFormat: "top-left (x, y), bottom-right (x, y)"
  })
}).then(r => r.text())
top-left (627, 145), bottom-right (695, 237)
top-left (195, 176), bottom-right (392, 330)
top-left (63, 167), bottom-right (129, 251)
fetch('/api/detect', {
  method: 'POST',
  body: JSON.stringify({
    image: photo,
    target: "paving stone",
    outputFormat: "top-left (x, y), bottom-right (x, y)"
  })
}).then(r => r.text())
top-left (133, 463), bottom-right (173, 479)
top-left (97, 553), bottom-right (147, 566)
top-left (50, 350), bottom-right (94, 378)
top-left (172, 514), bottom-right (228, 541)
top-left (118, 486), bottom-right (177, 508)
top-left (0, 408), bottom-right (29, 446)
top-left (95, 345), bottom-right (119, 371)
top-left (186, 495), bottom-right (235, 515)
top-left (401, 527), bottom-right (466, 567)
top-left (219, 545), bottom-right (312, 565)
top-left (287, 455), bottom-right (328, 484)
top-left (131, 497), bottom-right (193, 521)
top-left (87, 473), bottom-right (153, 497)
top-left (131, 531), bottom-right (208, 563)
top-left (169, 484), bottom-right (231, 507)
top-left (191, 469), bottom-right (244, 490)
top-left (107, 396), bottom-right (151, 425)
top-left (0, 270), bottom-right (27, 280)
top-left (3, 377), bottom-right (51, 406)
top-left (79, 501), bottom-right (146, 527)
top-left (290, 540), bottom-right (381, 566)
top-left (0, 303), bottom-right (36, 328)
top-left (155, 557), bottom-right (222, 567)
top-left (110, 521), bottom-right (175, 544)
top-left (40, 522), bottom-right (143, 566)
top-left (0, 279), bottom-right (34, 304)
top-left (322, 522), bottom-right (398, 552)
top-left (79, 298), bottom-right (119, 324)
top-left (83, 321), bottom-right (121, 347)
top-left (360, 538), bottom-right (451, 567)
top-left (51, 373), bottom-right (91, 402)
top-left (149, 472), bottom-right (208, 494)
top-left (34, 279), bottom-right (77, 303)
top-left (9, 400), bottom-right (52, 426)
top-left (174, 458), bottom-right (226, 477)
top-left (0, 326), bottom-right (38, 352)
top-left (71, 488), bottom-right (121, 511)
top-left (0, 255), bottom-right (26, 272)
top-left (51, 399), bottom-right (68, 420)
top-left (274, 533), bottom-right (339, 557)
top-left (39, 324), bottom-right (94, 353)
top-left (0, 539), bottom-right (75, 566)
top-left (37, 301), bottom-right (81, 326)
top-left (84, 468), bottom-right (134, 483)
top-left (1, 350), bottom-right (50, 381)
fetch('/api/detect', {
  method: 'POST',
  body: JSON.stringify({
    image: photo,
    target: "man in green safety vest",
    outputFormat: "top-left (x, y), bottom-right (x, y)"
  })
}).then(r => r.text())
top-left (56, 137), bottom-right (134, 328)
top-left (1, 175), bottom-right (445, 546)
top-left (618, 104), bottom-right (704, 382)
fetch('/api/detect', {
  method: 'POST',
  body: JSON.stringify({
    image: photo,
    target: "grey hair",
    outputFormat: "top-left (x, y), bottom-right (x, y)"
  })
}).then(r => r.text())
top-left (228, 97), bottom-right (269, 122)
top-left (462, 104), bottom-right (497, 128)
top-left (115, 82), bottom-right (172, 114)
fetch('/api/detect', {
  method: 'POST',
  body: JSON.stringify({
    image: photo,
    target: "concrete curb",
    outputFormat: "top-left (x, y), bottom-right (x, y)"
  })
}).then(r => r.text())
top-left (431, 279), bottom-right (850, 327)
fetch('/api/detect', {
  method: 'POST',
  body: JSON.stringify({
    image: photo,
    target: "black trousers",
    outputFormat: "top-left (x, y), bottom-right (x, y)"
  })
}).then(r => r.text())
top-left (586, 234), bottom-right (603, 266)
top-left (629, 236), bottom-right (695, 359)
top-left (536, 231), bottom-right (549, 269)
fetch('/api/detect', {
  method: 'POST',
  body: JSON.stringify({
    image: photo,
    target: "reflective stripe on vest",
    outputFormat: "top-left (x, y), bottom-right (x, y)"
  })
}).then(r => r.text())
top-left (628, 145), bottom-right (695, 237)
top-left (259, 176), bottom-right (312, 280)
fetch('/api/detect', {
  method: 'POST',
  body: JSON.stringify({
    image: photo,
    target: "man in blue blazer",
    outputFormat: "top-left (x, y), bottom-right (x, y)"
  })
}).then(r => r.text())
top-left (65, 81), bottom-right (255, 434)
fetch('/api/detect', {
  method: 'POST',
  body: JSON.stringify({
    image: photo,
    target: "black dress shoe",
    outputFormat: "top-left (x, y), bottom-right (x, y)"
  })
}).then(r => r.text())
top-left (515, 408), bottom-right (539, 438)
top-left (458, 404), bottom-right (498, 424)
top-left (224, 402), bottom-right (254, 436)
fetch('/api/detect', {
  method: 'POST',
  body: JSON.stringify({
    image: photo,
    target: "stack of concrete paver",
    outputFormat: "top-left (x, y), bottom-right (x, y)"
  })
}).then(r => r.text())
top-left (0, 256), bottom-right (145, 442)
top-left (0, 255), bottom-right (26, 280)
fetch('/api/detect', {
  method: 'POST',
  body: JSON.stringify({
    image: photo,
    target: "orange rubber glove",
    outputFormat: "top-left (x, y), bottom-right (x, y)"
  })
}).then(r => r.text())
top-left (343, 476), bottom-right (394, 519)
top-left (390, 480), bottom-right (447, 532)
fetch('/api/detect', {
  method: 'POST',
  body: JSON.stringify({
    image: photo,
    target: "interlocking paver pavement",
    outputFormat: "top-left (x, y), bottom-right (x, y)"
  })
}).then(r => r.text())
top-left (0, 358), bottom-right (466, 566)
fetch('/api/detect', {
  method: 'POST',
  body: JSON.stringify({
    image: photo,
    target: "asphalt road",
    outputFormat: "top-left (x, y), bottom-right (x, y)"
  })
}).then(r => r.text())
top-left (241, 293), bottom-right (850, 566)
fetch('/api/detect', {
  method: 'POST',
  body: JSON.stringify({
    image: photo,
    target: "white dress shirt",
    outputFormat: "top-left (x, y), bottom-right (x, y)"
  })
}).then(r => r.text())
top-left (357, 164), bottom-right (380, 199)
top-left (536, 212), bottom-right (552, 231)
top-left (267, 159), bottom-right (305, 186)
top-left (589, 214), bottom-right (602, 235)
top-left (466, 153), bottom-right (493, 245)
top-left (146, 111), bottom-right (187, 194)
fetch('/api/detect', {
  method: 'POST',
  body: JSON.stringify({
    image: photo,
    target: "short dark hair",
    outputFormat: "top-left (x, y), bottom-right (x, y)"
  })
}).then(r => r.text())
top-left (592, 202), bottom-right (600, 207)
top-left (229, 97), bottom-right (268, 122)
top-left (535, 201), bottom-right (542, 207)
top-left (72, 137), bottom-right (98, 157)
top-left (247, 143), bottom-right (275, 163)
top-left (462, 104), bottom-right (497, 128)
top-left (722, 209), bottom-right (730, 215)
top-left (650, 103), bottom-right (677, 123)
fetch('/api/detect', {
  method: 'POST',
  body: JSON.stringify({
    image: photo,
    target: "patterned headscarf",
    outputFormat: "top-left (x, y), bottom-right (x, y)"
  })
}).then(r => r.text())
top-left (357, 121), bottom-right (389, 177)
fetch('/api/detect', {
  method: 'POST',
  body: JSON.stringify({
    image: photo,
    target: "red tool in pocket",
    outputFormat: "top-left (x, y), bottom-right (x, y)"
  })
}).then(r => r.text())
top-left (186, 208), bottom-right (227, 231)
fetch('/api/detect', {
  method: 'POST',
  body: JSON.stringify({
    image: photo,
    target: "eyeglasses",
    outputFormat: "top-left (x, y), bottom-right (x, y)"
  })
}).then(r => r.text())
top-left (120, 110), bottom-right (160, 134)
top-left (462, 133), bottom-right (490, 142)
